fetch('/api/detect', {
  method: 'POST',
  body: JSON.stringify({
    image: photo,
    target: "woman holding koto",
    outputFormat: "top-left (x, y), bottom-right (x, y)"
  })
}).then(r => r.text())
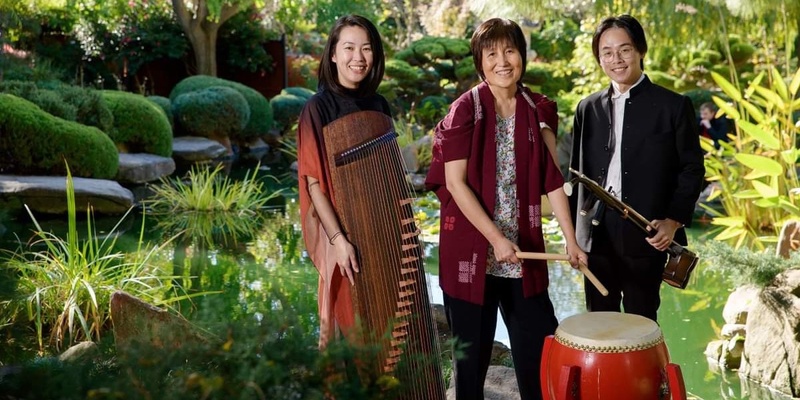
top-left (425, 18), bottom-right (588, 400)
top-left (297, 19), bottom-right (445, 400)
top-left (298, 14), bottom-right (392, 348)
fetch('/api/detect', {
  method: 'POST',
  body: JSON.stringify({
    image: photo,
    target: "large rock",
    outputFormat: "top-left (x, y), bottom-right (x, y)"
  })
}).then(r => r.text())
top-left (171, 136), bottom-right (228, 163)
top-left (116, 153), bottom-right (176, 184)
top-left (446, 366), bottom-right (519, 400)
top-left (0, 175), bottom-right (134, 215)
top-left (110, 291), bottom-right (212, 359)
top-left (739, 269), bottom-right (800, 396)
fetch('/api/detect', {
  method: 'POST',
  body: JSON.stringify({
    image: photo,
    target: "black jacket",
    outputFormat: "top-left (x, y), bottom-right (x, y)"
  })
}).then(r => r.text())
top-left (569, 76), bottom-right (705, 256)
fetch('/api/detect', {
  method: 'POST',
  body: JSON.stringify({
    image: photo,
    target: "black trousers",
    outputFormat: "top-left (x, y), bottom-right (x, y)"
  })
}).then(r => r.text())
top-left (585, 208), bottom-right (667, 322)
top-left (444, 275), bottom-right (558, 400)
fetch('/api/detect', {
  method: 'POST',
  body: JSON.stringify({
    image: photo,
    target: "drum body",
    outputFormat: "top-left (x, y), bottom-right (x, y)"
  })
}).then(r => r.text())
top-left (540, 312), bottom-right (686, 400)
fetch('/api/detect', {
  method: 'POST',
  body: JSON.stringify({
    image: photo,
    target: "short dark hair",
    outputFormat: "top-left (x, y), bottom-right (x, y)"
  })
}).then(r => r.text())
top-left (470, 18), bottom-right (527, 82)
top-left (700, 102), bottom-right (716, 112)
top-left (592, 14), bottom-right (647, 70)
top-left (318, 15), bottom-right (385, 96)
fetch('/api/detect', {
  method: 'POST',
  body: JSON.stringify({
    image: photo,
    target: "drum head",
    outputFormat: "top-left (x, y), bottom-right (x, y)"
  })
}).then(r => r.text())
top-left (555, 312), bottom-right (663, 353)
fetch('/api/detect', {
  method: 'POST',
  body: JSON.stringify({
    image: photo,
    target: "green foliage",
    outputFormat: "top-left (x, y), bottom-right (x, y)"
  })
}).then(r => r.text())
top-left (0, 81), bottom-right (114, 133)
top-left (698, 240), bottom-right (797, 287)
top-left (523, 61), bottom-right (574, 95)
top-left (116, 3), bottom-right (189, 76)
top-left (529, 18), bottom-right (580, 61)
top-left (288, 54), bottom-right (320, 90)
top-left (147, 95), bottom-right (174, 128)
top-left (172, 86), bottom-right (250, 139)
top-left (0, 94), bottom-right (118, 178)
top-left (218, 9), bottom-right (276, 74)
top-left (270, 90), bottom-right (308, 134)
top-left (701, 67), bottom-right (800, 249)
top-left (0, 167), bottom-right (171, 352)
top-left (170, 75), bottom-right (273, 137)
top-left (282, 86), bottom-right (315, 100)
top-left (102, 90), bottom-right (173, 156)
top-left (145, 163), bottom-right (281, 214)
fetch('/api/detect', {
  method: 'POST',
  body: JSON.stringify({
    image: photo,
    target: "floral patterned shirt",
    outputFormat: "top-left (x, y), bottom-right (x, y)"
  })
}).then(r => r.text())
top-left (487, 113), bottom-right (522, 278)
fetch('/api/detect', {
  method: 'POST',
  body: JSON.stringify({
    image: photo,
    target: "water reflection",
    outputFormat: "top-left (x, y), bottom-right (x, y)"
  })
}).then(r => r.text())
top-left (0, 199), bottom-right (792, 400)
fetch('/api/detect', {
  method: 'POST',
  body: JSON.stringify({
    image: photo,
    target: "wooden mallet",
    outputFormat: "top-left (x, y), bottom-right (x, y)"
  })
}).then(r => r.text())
top-left (516, 252), bottom-right (609, 296)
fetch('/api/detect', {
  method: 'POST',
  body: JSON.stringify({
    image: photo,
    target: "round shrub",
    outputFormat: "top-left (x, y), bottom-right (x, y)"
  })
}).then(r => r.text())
top-left (147, 95), bottom-right (174, 128)
top-left (102, 91), bottom-right (173, 157)
top-left (170, 75), bottom-right (273, 138)
top-left (47, 83), bottom-right (114, 133)
top-left (0, 94), bottom-right (118, 178)
top-left (281, 86), bottom-right (315, 101)
top-left (173, 86), bottom-right (250, 139)
top-left (270, 92), bottom-right (308, 133)
top-left (454, 58), bottom-right (477, 81)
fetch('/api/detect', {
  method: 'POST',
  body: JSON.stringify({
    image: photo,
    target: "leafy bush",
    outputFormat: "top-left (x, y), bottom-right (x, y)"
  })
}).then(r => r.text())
top-left (218, 10), bottom-right (276, 74)
top-left (529, 18), bottom-right (580, 61)
top-left (116, 6), bottom-right (189, 76)
top-left (287, 54), bottom-right (320, 90)
top-left (0, 94), bottom-right (118, 178)
top-left (147, 95), bottom-right (174, 128)
top-left (102, 90), bottom-right (173, 156)
top-left (270, 90), bottom-right (308, 134)
top-left (172, 86), bottom-right (250, 139)
top-left (282, 86), bottom-right (315, 100)
top-left (170, 75), bottom-right (274, 137)
top-left (0, 81), bottom-right (114, 133)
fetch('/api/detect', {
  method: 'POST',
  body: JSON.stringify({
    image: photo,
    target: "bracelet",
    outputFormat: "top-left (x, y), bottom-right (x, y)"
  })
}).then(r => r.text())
top-left (308, 181), bottom-right (320, 188)
top-left (329, 231), bottom-right (343, 245)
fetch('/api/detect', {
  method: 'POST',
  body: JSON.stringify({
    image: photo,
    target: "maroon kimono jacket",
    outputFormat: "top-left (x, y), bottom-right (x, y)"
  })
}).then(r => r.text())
top-left (425, 81), bottom-right (563, 305)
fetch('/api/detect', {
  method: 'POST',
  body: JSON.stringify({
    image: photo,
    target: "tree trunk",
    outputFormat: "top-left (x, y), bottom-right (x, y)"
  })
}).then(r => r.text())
top-left (172, 0), bottom-right (239, 77)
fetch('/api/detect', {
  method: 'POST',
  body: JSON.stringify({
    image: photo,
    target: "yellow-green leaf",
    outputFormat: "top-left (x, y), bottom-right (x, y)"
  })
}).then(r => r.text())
top-left (736, 120), bottom-right (780, 150)
top-left (781, 149), bottom-right (799, 165)
top-left (732, 189), bottom-right (762, 199)
top-left (754, 86), bottom-right (786, 109)
top-left (715, 225), bottom-right (744, 241)
top-left (789, 67), bottom-right (800, 96)
top-left (743, 170), bottom-right (770, 180)
top-left (744, 71), bottom-right (765, 99)
top-left (754, 198), bottom-right (778, 207)
top-left (771, 66), bottom-right (789, 101)
top-left (713, 97), bottom-right (740, 120)
top-left (711, 216), bottom-right (745, 227)
top-left (734, 153), bottom-right (783, 175)
top-left (740, 101), bottom-right (765, 123)
top-left (711, 71), bottom-right (742, 102)
top-left (688, 298), bottom-right (710, 312)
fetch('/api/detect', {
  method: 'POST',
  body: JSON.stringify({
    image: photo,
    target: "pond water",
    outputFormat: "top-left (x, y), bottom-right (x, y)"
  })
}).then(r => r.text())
top-left (0, 186), bottom-right (792, 400)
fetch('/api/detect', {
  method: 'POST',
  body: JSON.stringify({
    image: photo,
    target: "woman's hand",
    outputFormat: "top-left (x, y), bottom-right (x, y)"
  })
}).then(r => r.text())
top-left (333, 235), bottom-right (359, 286)
top-left (491, 237), bottom-right (521, 264)
top-left (565, 242), bottom-right (588, 270)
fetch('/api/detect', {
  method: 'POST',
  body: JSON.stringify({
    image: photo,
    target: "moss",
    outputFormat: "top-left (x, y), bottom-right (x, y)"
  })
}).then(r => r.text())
top-left (170, 75), bottom-right (273, 137)
top-left (729, 42), bottom-right (755, 65)
top-left (270, 92), bottom-right (308, 133)
top-left (172, 86), bottom-right (250, 139)
top-left (0, 94), bottom-right (118, 178)
top-left (102, 91), bottom-right (173, 157)
top-left (147, 96), bottom-right (174, 128)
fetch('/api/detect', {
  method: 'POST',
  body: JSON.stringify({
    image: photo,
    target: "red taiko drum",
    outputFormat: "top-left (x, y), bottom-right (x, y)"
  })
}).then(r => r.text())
top-left (540, 312), bottom-right (686, 400)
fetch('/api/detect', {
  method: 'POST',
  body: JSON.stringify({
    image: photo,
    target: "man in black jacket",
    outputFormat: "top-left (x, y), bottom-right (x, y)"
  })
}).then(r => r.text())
top-left (569, 14), bottom-right (705, 322)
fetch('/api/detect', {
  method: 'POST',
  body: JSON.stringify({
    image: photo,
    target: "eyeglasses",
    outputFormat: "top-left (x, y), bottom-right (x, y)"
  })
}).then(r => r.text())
top-left (599, 47), bottom-right (636, 62)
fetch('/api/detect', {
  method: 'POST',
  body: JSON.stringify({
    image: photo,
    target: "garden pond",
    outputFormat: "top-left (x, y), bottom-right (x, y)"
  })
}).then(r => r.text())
top-left (0, 170), bottom-right (792, 400)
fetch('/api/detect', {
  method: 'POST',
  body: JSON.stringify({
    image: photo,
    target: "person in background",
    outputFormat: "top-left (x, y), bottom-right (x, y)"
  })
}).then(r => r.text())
top-left (569, 14), bottom-right (705, 322)
top-left (426, 17), bottom-right (587, 400)
top-left (698, 101), bottom-right (729, 149)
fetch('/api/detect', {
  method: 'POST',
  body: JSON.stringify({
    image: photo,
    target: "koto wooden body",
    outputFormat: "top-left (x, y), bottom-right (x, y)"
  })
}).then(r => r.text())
top-left (323, 110), bottom-right (445, 399)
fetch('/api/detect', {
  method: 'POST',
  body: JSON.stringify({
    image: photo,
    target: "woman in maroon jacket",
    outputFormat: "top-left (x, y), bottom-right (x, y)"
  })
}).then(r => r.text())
top-left (426, 18), bottom-right (587, 400)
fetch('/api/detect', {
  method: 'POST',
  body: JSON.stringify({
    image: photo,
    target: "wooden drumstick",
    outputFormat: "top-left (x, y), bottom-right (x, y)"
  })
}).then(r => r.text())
top-left (515, 252), bottom-right (609, 296)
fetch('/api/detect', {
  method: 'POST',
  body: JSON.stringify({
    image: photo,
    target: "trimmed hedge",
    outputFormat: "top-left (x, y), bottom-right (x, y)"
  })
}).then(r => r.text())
top-left (170, 75), bottom-right (273, 138)
top-left (173, 86), bottom-right (250, 138)
top-left (270, 89), bottom-right (309, 133)
top-left (0, 94), bottom-right (118, 178)
top-left (102, 91), bottom-right (173, 157)
top-left (147, 95), bottom-right (174, 128)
